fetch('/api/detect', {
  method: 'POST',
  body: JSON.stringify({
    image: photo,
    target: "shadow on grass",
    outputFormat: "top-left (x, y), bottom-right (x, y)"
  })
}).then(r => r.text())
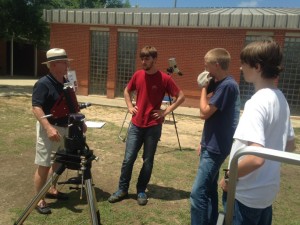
top-left (156, 147), bottom-right (195, 155)
top-left (0, 85), bottom-right (32, 96)
top-left (147, 184), bottom-right (190, 200)
top-left (47, 186), bottom-right (110, 213)
top-left (163, 120), bottom-right (177, 125)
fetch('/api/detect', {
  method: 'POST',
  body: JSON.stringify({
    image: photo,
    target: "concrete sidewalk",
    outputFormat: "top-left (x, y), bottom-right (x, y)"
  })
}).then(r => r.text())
top-left (1, 77), bottom-right (300, 124)
top-left (0, 78), bottom-right (200, 117)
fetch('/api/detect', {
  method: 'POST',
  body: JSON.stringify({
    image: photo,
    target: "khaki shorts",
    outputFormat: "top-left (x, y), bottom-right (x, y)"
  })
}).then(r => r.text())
top-left (35, 121), bottom-right (68, 167)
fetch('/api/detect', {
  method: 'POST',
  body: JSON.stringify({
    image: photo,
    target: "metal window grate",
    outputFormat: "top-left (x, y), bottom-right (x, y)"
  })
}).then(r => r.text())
top-left (278, 37), bottom-right (300, 115)
top-left (89, 31), bottom-right (109, 95)
top-left (115, 32), bottom-right (138, 97)
top-left (239, 36), bottom-right (273, 108)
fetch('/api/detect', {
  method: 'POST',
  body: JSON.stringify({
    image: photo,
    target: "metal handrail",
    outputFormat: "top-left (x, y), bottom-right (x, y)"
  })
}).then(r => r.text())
top-left (225, 146), bottom-right (300, 225)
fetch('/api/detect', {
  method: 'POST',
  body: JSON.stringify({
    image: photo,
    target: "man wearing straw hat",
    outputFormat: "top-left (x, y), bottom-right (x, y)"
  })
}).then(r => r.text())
top-left (32, 48), bottom-right (74, 214)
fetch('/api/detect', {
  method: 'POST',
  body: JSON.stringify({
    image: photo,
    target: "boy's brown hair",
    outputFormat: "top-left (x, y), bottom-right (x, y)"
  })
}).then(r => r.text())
top-left (240, 40), bottom-right (283, 79)
top-left (140, 46), bottom-right (158, 59)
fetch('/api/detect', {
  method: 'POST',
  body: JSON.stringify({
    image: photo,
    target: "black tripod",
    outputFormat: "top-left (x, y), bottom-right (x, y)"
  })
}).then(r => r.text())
top-left (166, 65), bottom-right (182, 151)
top-left (164, 94), bottom-right (182, 151)
top-left (14, 113), bottom-right (101, 225)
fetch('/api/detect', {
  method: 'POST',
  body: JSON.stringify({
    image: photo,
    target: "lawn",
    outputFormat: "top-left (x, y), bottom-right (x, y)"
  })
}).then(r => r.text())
top-left (0, 95), bottom-right (299, 225)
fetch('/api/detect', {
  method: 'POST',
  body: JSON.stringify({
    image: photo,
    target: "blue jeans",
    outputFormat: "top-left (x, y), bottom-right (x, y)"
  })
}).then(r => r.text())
top-left (118, 123), bottom-right (162, 193)
top-left (190, 148), bottom-right (227, 225)
top-left (222, 191), bottom-right (227, 213)
top-left (233, 200), bottom-right (272, 225)
top-left (222, 188), bottom-right (272, 225)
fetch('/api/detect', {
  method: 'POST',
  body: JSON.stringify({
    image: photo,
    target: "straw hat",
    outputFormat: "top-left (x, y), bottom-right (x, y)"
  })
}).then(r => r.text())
top-left (42, 48), bottom-right (73, 64)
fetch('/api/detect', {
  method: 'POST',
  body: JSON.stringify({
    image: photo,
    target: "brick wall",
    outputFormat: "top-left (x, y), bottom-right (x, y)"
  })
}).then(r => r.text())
top-left (50, 24), bottom-right (91, 94)
top-left (136, 27), bottom-right (246, 100)
top-left (49, 24), bottom-right (287, 108)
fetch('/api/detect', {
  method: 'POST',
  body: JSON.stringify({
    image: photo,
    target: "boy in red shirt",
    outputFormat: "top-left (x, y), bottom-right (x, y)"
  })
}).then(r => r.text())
top-left (108, 46), bottom-right (185, 205)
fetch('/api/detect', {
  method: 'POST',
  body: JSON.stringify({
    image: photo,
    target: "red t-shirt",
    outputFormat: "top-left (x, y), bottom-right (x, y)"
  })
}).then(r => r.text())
top-left (127, 70), bottom-right (180, 128)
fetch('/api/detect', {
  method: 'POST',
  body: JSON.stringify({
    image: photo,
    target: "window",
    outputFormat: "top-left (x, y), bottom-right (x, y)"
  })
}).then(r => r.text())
top-left (278, 36), bottom-right (300, 114)
top-left (115, 31), bottom-right (138, 97)
top-left (239, 35), bottom-right (273, 108)
top-left (89, 30), bottom-right (109, 95)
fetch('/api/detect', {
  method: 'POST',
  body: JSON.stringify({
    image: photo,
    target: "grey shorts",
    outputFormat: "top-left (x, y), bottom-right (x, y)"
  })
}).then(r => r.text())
top-left (35, 121), bottom-right (68, 167)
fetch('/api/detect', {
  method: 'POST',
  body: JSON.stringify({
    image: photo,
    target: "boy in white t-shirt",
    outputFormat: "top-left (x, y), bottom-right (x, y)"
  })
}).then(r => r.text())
top-left (219, 40), bottom-right (295, 225)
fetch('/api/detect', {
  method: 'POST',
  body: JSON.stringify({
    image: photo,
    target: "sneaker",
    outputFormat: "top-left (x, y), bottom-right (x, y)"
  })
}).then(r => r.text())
top-left (108, 190), bottom-right (128, 203)
top-left (137, 192), bottom-right (148, 206)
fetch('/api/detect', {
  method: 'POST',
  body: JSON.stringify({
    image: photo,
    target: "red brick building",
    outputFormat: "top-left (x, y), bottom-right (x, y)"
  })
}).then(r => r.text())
top-left (43, 8), bottom-right (300, 113)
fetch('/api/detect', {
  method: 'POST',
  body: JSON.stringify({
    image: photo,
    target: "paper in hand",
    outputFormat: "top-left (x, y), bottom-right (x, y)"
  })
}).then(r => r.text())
top-left (197, 71), bottom-right (212, 88)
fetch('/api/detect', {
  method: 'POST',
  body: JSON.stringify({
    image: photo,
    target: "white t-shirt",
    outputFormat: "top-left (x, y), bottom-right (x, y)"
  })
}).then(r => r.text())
top-left (229, 88), bottom-right (295, 208)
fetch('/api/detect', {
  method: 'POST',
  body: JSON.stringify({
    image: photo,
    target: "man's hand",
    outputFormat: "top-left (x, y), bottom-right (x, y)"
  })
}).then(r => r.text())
top-left (129, 105), bottom-right (138, 115)
top-left (219, 177), bottom-right (228, 192)
top-left (46, 126), bottom-right (61, 142)
top-left (197, 71), bottom-right (212, 88)
top-left (197, 145), bottom-right (201, 156)
top-left (151, 109), bottom-right (165, 120)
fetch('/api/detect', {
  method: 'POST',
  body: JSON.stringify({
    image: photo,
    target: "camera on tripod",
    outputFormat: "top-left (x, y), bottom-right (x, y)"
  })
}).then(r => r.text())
top-left (166, 58), bottom-right (183, 76)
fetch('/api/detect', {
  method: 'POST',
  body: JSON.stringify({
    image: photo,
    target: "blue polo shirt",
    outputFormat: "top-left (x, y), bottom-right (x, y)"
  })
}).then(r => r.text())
top-left (32, 74), bottom-right (69, 126)
top-left (201, 76), bottom-right (240, 156)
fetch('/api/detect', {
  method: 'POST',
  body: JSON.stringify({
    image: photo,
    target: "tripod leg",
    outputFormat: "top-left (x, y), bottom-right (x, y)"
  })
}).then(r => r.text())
top-left (171, 111), bottom-right (182, 151)
top-left (118, 110), bottom-right (130, 142)
top-left (124, 121), bottom-right (132, 142)
top-left (166, 94), bottom-right (181, 151)
top-left (84, 171), bottom-right (101, 225)
top-left (14, 172), bottom-right (61, 225)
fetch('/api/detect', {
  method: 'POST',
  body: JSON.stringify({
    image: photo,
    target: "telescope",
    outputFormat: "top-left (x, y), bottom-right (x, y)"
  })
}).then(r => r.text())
top-left (14, 83), bottom-right (101, 225)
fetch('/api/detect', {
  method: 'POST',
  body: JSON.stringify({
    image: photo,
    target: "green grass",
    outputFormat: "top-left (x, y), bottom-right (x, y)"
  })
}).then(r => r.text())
top-left (1, 96), bottom-right (300, 225)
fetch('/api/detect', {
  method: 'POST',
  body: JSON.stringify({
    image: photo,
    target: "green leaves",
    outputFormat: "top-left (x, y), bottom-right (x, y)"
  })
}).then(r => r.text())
top-left (0, 0), bottom-right (49, 47)
top-left (0, 0), bottom-right (131, 48)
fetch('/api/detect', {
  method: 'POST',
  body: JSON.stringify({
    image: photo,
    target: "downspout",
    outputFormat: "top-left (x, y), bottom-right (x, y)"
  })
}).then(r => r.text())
top-left (34, 45), bottom-right (37, 77)
top-left (10, 34), bottom-right (14, 76)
